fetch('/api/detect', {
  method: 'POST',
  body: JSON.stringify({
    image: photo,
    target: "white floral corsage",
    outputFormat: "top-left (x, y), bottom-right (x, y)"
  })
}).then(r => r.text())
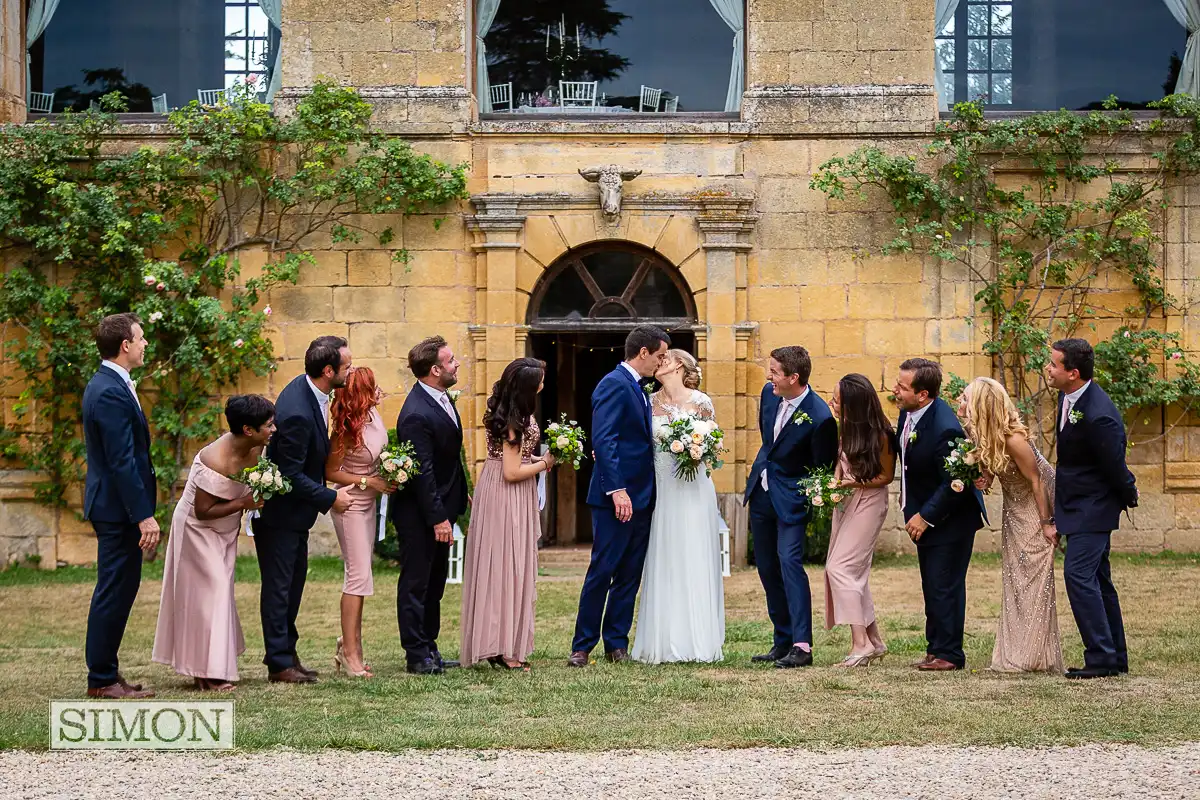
top-left (792, 410), bottom-right (812, 426)
top-left (448, 389), bottom-right (462, 403)
top-left (1068, 409), bottom-right (1082, 425)
top-left (908, 430), bottom-right (918, 444)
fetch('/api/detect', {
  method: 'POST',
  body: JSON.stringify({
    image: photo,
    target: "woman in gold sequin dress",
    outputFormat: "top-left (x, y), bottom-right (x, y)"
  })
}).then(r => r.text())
top-left (460, 358), bottom-right (556, 670)
top-left (960, 378), bottom-right (1064, 673)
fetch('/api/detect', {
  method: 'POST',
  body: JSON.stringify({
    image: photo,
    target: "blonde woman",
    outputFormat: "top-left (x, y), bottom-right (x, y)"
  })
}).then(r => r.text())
top-left (959, 377), bottom-right (1064, 673)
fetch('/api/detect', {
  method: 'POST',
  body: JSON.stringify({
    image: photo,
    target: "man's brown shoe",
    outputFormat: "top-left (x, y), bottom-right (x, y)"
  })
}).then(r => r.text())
top-left (566, 650), bottom-right (590, 668)
top-left (916, 657), bottom-right (961, 671)
top-left (116, 674), bottom-right (143, 691)
top-left (910, 654), bottom-right (934, 667)
top-left (269, 666), bottom-right (317, 684)
top-left (605, 648), bottom-right (630, 663)
top-left (87, 683), bottom-right (155, 699)
top-left (293, 658), bottom-right (319, 679)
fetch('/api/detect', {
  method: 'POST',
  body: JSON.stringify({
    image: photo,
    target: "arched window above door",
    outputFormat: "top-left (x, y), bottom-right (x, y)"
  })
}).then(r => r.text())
top-left (529, 244), bottom-right (696, 330)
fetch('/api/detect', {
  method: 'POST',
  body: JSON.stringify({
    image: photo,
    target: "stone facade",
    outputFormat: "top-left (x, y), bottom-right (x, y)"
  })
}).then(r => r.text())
top-left (1, 0), bottom-right (1197, 566)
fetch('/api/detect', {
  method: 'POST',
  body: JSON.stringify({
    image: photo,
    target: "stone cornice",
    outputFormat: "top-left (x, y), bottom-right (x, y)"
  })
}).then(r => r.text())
top-left (744, 84), bottom-right (936, 99)
top-left (468, 192), bottom-right (757, 216)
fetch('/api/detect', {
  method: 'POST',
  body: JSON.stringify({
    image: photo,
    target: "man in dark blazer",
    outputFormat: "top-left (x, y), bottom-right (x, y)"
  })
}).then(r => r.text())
top-left (893, 358), bottom-right (987, 671)
top-left (253, 336), bottom-right (353, 683)
top-left (743, 346), bottom-right (838, 669)
top-left (81, 313), bottom-right (158, 698)
top-left (1047, 338), bottom-right (1138, 679)
top-left (392, 335), bottom-right (469, 675)
top-left (568, 325), bottom-right (670, 667)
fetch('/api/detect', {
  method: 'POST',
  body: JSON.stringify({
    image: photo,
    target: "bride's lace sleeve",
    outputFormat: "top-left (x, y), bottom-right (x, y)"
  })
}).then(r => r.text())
top-left (694, 391), bottom-right (716, 422)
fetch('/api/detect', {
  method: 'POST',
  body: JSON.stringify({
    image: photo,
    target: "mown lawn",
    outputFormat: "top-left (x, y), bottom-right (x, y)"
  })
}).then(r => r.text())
top-left (1, 549), bottom-right (1198, 750)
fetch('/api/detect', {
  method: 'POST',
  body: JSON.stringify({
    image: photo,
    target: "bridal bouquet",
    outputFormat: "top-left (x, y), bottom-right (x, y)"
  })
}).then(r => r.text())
top-left (944, 437), bottom-right (982, 492)
top-left (238, 455), bottom-right (292, 502)
top-left (378, 440), bottom-right (419, 489)
top-left (545, 414), bottom-right (587, 470)
top-left (798, 466), bottom-right (847, 523)
top-left (655, 414), bottom-right (726, 481)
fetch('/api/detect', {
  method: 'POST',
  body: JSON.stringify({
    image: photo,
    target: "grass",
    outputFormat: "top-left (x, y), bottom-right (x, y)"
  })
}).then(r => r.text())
top-left (1, 549), bottom-right (1198, 751)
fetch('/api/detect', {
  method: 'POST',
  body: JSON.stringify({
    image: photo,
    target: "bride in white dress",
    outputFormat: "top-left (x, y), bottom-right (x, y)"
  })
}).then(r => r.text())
top-left (631, 349), bottom-right (726, 664)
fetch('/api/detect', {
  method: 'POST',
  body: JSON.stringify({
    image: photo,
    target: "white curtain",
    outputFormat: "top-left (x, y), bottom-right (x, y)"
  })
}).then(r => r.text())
top-left (257, 0), bottom-right (283, 102)
top-left (935, 0), bottom-right (961, 111)
top-left (25, 0), bottom-right (62, 104)
top-left (1163, 0), bottom-right (1200, 96)
top-left (707, 0), bottom-right (744, 112)
top-left (476, 0), bottom-right (502, 112)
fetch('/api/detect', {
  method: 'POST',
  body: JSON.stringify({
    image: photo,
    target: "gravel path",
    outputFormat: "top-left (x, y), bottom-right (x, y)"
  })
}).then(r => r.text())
top-left (3, 745), bottom-right (1199, 799)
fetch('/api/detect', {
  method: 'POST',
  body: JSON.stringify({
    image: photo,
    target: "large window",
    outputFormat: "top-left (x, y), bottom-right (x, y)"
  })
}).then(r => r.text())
top-left (479, 0), bottom-right (744, 115)
top-left (25, 0), bottom-right (282, 114)
top-left (937, 0), bottom-right (1185, 110)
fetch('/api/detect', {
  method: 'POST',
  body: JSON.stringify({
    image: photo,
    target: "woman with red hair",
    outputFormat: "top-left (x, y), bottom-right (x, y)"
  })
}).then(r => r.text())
top-left (326, 366), bottom-right (396, 677)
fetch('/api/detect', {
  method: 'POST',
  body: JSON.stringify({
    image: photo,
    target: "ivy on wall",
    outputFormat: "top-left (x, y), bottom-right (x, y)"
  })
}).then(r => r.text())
top-left (0, 82), bottom-right (468, 522)
top-left (811, 97), bottom-right (1200, 444)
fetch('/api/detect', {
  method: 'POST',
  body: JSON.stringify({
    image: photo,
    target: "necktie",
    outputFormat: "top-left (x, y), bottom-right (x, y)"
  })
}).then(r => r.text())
top-left (126, 378), bottom-right (142, 411)
top-left (440, 394), bottom-right (459, 428)
top-left (900, 415), bottom-right (915, 508)
top-left (1060, 398), bottom-right (1071, 431)
top-left (761, 399), bottom-right (792, 491)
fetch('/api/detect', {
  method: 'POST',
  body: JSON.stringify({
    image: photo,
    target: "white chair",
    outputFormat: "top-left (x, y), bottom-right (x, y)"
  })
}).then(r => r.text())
top-left (28, 91), bottom-right (54, 114)
top-left (152, 93), bottom-right (168, 113)
top-left (559, 80), bottom-right (598, 109)
top-left (197, 89), bottom-right (225, 105)
top-left (663, 96), bottom-right (679, 113)
top-left (488, 82), bottom-right (513, 112)
top-left (639, 85), bottom-right (663, 113)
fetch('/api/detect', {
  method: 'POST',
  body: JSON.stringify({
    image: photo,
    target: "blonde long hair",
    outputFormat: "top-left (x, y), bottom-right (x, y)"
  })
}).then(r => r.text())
top-left (964, 377), bottom-right (1029, 476)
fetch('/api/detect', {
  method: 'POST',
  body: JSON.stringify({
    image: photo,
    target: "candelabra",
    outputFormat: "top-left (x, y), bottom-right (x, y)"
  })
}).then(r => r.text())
top-left (545, 16), bottom-right (580, 80)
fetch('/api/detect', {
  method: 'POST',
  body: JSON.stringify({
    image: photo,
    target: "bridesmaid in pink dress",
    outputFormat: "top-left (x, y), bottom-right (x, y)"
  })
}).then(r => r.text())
top-left (824, 374), bottom-right (896, 667)
top-left (327, 367), bottom-right (396, 678)
top-left (152, 395), bottom-right (275, 691)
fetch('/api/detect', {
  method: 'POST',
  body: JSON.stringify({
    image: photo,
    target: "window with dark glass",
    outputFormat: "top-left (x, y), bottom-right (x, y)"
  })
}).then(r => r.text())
top-left (477, 0), bottom-right (744, 115)
top-left (24, 0), bottom-right (282, 114)
top-left (937, 0), bottom-right (1185, 111)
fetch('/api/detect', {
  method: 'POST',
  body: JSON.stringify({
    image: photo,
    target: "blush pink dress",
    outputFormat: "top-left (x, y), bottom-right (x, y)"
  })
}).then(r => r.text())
top-left (330, 411), bottom-right (388, 596)
top-left (824, 451), bottom-right (890, 629)
top-left (152, 449), bottom-right (249, 682)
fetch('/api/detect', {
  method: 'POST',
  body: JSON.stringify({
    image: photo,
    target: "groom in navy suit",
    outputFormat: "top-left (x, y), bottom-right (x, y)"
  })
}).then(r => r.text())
top-left (1046, 338), bottom-right (1137, 679)
top-left (894, 358), bottom-right (986, 671)
top-left (569, 325), bottom-right (670, 667)
top-left (81, 313), bottom-right (158, 698)
top-left (744, 346), bottom-right (838, 668)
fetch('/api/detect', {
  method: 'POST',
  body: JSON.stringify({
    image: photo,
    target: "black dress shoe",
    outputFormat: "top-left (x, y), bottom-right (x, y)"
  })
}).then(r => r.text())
top-left (433, 651), bottom-right (460, 670)
top-left (406, 658), bottom-right (445, 675)
top-left (774, 646), bottom-right (814, 669)
top-left (1065, 666), bottom-right (1120, 680)
top-left (751, 644), bottom-right (791, 663)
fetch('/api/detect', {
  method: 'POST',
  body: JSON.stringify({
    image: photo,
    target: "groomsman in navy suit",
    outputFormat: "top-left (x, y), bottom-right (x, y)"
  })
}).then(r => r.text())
top-left (893, 358), bottom-right (986, 671)
top-left (744, 346), bottom-right (838, 668)
top-left (569, 325), bottom-right (670, 667)
top-left (81, 313), bottom-right (158, 698)
top-left (1046, 338), bottom-right (1137, 679)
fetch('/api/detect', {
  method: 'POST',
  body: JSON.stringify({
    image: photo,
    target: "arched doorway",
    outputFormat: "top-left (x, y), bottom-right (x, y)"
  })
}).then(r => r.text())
top-left (527, 242), bottom-right (698, 545)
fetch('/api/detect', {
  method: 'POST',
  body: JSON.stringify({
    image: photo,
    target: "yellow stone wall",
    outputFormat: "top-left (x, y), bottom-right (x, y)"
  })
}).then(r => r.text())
top-left (1, 0), bottom-right (1197, 565)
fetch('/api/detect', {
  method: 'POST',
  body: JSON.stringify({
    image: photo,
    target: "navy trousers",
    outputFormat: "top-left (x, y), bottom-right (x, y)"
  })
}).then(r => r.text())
top-left (916, 533), bottom-right (976, 667)
top-left (396, 524), bottom-right (451, 664)
top-left (85, 521), bottom-right (144, 688)
top-left (253, 521), bottom-right (310, 673)
top-left (572, 506), bottom-right (653, 654)
top-left (1064, 531), bottom-right (1128, 671)
top-left (748, 486), bottom-right (812, 649)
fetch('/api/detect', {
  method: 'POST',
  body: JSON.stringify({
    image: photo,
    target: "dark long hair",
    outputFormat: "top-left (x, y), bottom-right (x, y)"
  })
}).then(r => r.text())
top-left (837, 373), bottom-right (894, 483)
top-left (483, 358), bottom-right (545, 446)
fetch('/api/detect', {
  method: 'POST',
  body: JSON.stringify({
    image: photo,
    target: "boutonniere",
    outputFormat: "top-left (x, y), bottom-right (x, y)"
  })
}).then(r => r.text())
top-left (908, 430), bottom-right (918, 444)
top-left (643, 381), bottom-right (657, 396)
top-left (792, 410), bottom-right (812, 426)
top-left (448, 389), bottom-right (462, 403)
top-left (1068, 409), bottom-right (1082, 425)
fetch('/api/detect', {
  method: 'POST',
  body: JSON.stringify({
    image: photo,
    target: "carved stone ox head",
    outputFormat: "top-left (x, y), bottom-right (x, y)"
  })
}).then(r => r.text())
top-left (579, 165), bottom-right (642, 217)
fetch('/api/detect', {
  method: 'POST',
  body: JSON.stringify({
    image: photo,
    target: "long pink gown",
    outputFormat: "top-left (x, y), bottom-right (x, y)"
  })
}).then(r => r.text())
top-left (330, 411), bottom-right (388, 596)
top-left (459, 418), bottom-right (541, 666)
top-left (152, 450), bottom-right (248, 682)
top-left (824, 452), bottom-right (890, 629)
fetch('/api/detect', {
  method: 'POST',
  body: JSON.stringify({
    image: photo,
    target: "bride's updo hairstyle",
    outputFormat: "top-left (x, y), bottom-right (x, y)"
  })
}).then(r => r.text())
top-left (668, 349), bottom-right (702, 390)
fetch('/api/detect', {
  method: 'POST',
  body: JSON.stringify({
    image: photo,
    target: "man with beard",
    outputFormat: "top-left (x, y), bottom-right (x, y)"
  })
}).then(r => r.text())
top-left (393, 336), bottom-right (469, 674)
top-left (253, 336), bottom-right (353, 683)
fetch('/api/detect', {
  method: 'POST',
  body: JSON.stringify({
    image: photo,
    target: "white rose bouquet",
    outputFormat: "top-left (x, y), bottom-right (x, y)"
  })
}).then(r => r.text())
top-left (797, 465), bottom-right (847, 523)
top-left (238, 455), bottom-right (292, 502)
top-left (944, 437), bottom-right (982, 493)
top-left (378, 440), bottom-right (420, 489)
top-left (545, 414), bottom-right (587, 470)
top-left (655, 413), bottom-right (726, 482)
